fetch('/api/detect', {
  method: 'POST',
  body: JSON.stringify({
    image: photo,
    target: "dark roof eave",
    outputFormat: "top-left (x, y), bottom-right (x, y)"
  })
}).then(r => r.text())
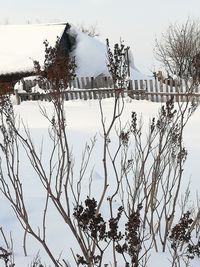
top-left (0, 71), bottom-right (36, 83)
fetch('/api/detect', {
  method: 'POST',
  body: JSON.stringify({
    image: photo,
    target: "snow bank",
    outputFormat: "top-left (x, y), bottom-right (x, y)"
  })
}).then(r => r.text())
top-left (0, 98), bottom-right (200, 267)
top-left (70, 25), bottom-right (150, 79)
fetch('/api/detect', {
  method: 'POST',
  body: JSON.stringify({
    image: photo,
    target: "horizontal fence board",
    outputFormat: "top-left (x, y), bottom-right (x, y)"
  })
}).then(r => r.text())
top-left (16, 90), bottom-right (200, 104)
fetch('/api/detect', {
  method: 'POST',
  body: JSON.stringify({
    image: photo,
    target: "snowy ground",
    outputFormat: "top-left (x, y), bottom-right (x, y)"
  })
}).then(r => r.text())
top-left (1, 97), bottom-right (200, 266)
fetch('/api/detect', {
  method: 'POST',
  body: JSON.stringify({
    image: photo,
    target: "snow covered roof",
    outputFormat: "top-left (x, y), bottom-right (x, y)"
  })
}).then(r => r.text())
top-left (0, 23), bottom-right (150, 81)
top-left (0, 23), bottom-right (67, 75)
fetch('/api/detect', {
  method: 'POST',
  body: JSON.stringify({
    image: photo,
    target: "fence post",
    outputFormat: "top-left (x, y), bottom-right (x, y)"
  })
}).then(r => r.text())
top-left (81, 77), bottom-right (86, 89)
top-left (149, 80), bottom-right (154, 102)
top-left (165, 80), bottom-right (169, 101)
top-left (93, 90), bottom-right (97, 99)
top-left (72, 78), bottom-right (77, 89)
top-left (96, 77), bottom-right (102, 88)
top-left (159, 80), bottom-right (164, 102)
top-left (144, 80), bottom-right (148, 101)
top-left (65, 91), bottom-right (69, 101)
top-left (134, 80), bottom-right (139, 100)
top-left (155, 80), bottom-right (159, 102)
top-left (74, 91), bottom-right (78, 100)
top-left (85, 77), bottom-right (90, 89)
top-left (134, 80), bottom-right (138, 90)
top-left (127, 80), bottom-right (132, 98)
top-left (107, 77), bottom-right (113, 88)
top-left (78, 91), bottom-right (82, 100)
top-left (76, 77), bottom-right (81, 89)
top-left (169, 79), bottom-right (174, 101)
top-left (15, 90), bottom-right (21, 105)
top-left (91, 77), bottom-right (94, 89)
top-left (179, 79), bottom-right (184, 102)
top-left (83, 91), bottom-right (88, 100)
top-left (139, 80), bottom-right (144, 100)
top-left (70, 92), bottom-right (74, 100)
top-left (174, 80), bottom-right (179, 102)
top-left (129, 79), bottom-right (133, 90)
top-left (88, 90), bottom-right (93, 99)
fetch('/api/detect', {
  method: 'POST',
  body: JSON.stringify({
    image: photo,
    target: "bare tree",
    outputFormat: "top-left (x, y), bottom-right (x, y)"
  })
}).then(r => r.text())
top-left (155, 18), bottom-right (200, 87)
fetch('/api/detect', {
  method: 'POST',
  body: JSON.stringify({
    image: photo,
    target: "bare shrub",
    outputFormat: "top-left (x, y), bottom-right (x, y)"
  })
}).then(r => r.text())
top-left (0, 37), bottom-right (199, 267)
top-left (77, 24), bottom-right (100, 38)
top-left (0, 228), bottom-right (14, 267)
top-left (169, 211), bottom-right (200, 266)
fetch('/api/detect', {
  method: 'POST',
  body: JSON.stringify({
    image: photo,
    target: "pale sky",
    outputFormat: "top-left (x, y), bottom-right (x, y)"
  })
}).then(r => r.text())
top-left (1, 0), bottom-right (200, 74)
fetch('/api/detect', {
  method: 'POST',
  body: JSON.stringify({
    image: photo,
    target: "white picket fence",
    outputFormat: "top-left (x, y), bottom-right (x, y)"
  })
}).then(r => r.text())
top-left (16, 76), bottom-right (200, 104)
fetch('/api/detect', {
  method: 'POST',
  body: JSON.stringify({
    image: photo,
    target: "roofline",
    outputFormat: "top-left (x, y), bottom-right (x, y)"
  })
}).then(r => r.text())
top-left (0, 22), bottom-right (70, 27)
top-left (0, 71), bottom-right (36, 83)
top-left (0, 23), bottom-right (71, 79)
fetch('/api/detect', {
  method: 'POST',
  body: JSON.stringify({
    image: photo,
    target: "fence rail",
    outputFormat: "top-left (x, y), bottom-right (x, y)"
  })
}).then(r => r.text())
top-left (15, 76), bottom-right (200, 104)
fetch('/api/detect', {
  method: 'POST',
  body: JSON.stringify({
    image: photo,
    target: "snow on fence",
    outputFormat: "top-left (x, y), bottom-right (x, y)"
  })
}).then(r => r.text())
top-left (15, 76), bottom-right (200, 104)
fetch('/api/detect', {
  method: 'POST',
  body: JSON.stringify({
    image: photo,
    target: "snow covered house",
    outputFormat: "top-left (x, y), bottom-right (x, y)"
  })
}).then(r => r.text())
top-left (0, 22), bottom-right (149, 93)
top-left (0, 23), bottom-right (75, 84)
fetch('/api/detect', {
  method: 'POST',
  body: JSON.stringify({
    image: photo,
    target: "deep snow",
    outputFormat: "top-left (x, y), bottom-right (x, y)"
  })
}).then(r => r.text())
top-left (0, 98), bottom-right (200, 266)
